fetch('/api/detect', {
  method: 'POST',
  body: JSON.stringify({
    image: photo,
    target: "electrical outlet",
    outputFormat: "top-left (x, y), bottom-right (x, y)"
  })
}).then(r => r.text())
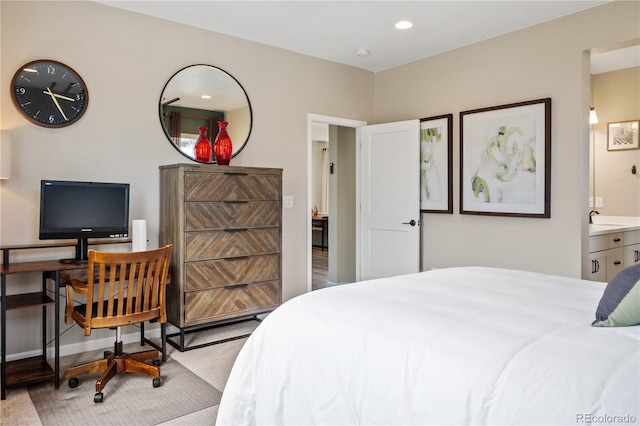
top-left (589, 197), bottom-right (594, 208)
top-left (283, 195), bottom-right (293, 208)
top-left (595, 197), bottom-right (603, 208)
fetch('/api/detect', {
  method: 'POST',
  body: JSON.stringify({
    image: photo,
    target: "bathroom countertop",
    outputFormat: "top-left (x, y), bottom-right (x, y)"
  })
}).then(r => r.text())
top-left (589, 216), bottom-right (640, 236)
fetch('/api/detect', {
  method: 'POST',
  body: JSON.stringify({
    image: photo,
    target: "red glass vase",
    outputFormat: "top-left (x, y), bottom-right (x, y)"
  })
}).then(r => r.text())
top-left (214, 121), bottom-right (233, 165)
top-left (194, 126), bottom-right (211, 163)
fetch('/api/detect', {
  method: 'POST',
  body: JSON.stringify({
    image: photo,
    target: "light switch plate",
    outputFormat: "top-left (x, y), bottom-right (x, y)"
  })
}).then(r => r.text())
top-left (283, 195), bottom-right (293, 208)
top-left (595, 197), bottom-right (603, 208)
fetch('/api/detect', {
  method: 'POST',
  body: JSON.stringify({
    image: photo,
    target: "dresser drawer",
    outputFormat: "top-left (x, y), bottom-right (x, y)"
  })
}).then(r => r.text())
top-left (185, 172), bottom-right (281, 201)
top-left (185, 201), bottom-right (280, 230)
top-left (184, 281), bottom-right (281, 323)
top-left (185, 254), bottom-right (280, 291)
top-left (186, 229), bottom-right (280, 261)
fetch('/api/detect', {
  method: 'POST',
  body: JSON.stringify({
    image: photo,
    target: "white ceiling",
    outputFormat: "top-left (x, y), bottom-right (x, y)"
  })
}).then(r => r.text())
top-left (97, 0), bottom-right (619, 73)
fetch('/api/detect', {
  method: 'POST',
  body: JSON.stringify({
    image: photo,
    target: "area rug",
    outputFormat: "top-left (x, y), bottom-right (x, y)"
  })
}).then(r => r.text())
top-left (28, 344), bottom-right (221, 426)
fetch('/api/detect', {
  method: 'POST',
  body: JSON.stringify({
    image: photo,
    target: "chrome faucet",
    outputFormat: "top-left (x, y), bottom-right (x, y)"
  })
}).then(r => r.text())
top-left (589, 210), bottom-right (600, 224)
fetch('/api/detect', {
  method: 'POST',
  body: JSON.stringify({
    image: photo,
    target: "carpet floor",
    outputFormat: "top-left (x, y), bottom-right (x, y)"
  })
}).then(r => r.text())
top-left (0, 321), bottom-right (258, 426)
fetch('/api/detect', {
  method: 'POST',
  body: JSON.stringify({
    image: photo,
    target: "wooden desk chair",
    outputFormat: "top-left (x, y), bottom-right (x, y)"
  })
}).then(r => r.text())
top-left (63, 245), bottom-right (172, 403)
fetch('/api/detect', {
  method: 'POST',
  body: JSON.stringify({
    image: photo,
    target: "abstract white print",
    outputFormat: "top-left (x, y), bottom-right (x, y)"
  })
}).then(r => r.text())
top-left (421, 127), bottom-right (443, 201)
top-left (470, 114), bottom-right (537, 205)
top-left (461, 99), bottom-right (550, 217)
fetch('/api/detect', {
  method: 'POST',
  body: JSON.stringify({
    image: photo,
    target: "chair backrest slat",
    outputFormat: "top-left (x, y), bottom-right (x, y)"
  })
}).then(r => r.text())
top-left (81, 245), bottom-right (172, 331)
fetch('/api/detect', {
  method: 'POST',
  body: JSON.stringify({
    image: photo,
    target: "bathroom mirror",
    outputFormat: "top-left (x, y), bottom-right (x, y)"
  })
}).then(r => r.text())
top-left (159, 64), bottom-right (252, 163)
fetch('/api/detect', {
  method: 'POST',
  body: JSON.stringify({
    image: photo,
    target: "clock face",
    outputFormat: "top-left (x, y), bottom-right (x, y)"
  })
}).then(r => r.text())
top-left (11, 60), bottom-right (89, 128)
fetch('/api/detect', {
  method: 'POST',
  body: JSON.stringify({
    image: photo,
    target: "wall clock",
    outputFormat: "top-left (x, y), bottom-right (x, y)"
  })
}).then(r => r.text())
top-left (11, 59), bottom-right (89, 128)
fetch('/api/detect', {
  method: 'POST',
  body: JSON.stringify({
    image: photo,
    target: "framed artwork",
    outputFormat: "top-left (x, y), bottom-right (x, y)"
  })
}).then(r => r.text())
top-left (420, 114), bottom-right (453, 213)
top-left (460, 98), bottom-right (551, 218)
top-left (607, 120), bottom-right (639, 151)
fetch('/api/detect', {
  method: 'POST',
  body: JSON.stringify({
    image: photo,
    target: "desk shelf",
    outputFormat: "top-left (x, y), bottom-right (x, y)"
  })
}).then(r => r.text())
top-left (4, 355), bottom-right (55, 388)
top-left (5, 292), bottom-right (54, 310)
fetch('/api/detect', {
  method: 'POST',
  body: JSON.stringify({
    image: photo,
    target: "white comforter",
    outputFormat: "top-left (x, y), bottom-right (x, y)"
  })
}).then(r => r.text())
top-left (216, 267), bottom-right (640, 425)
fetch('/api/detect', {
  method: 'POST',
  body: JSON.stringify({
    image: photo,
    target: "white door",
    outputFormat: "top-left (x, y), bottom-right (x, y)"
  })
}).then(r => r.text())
top-left (360, 120), bottom-right (420, 280)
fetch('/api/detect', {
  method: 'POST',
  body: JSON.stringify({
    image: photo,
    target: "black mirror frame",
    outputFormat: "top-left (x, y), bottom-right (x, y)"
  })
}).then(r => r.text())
top-left (158, 64), bottom-right (253, 163)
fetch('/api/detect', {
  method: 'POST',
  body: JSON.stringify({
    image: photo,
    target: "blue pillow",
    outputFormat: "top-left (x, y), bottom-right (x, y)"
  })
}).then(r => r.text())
top-left (592, 263), bottom-right (640, 327)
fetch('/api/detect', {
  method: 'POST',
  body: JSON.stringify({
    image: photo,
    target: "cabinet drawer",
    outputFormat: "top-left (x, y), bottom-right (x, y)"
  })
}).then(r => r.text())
top-left (186, 229), bottom-right (280, 261)
top-left (590, 233), bottom-right (624, 252)
top-left (589, 235), bottom-right (609, 253)
top-left (185, 201), bottom-right (279, 230)
top-left (185, 254), bottom-right (280, 291)
top-left (185, 172), bottom-right (281, 201)
top-left (624, 230), bottom-right (640, 246)
top-left (608, 232), bottom-right (624, 248)
top-left (184, 281), bottom-right (281, 322)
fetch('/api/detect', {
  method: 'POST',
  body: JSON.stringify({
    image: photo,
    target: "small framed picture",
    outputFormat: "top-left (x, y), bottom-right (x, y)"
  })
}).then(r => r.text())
top-left (420, 114), bottom-right (453, 213)
top-left (607, 120), bottom-right (639, 151)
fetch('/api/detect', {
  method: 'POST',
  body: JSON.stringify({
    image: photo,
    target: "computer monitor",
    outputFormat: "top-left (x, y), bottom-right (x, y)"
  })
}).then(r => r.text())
top-left (39, 180), bottom-right (130, 262)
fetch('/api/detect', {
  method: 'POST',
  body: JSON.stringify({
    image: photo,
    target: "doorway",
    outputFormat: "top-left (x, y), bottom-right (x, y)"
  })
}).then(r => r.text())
top-left (307, 114), bottom-right (366, 292)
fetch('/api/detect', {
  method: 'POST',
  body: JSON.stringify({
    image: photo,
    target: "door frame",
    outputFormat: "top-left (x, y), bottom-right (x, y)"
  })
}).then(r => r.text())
top-left (307, 114), bottom-right (367, 292)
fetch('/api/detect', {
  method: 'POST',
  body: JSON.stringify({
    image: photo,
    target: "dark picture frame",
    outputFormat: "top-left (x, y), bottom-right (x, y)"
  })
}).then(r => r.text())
top-left (420, 114), bottom-right (453, 213)
top-left (460, 98), bottom-right (551, 218)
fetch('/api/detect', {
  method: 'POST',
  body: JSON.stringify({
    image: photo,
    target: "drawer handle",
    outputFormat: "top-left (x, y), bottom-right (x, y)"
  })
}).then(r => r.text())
top-left (614, 261), bottom-right (621, 265)
top-left (223, 200), bottom-right (248, 204)
top-left (224, 228), bottom-right (248, 232)
top-left (225, 283), bottom-right (248, 290)
top-left (227, 256), bottom-right (249, 261)
top-left (613, 238), bottom-right (621, 242)
top-left (224, 172), bottom-right (248, 176)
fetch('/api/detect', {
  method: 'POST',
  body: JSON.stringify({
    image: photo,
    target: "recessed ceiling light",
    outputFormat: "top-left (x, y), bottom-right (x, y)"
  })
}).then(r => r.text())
top-left (356, 49), bottom-right (370, 57)
top-left (201, 95), bottom-right (212, 99)
top-left (395, 21), bottom-right (413, 30)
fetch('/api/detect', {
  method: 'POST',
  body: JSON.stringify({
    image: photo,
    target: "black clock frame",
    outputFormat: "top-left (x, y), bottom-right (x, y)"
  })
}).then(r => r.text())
top-left (11, 59), bottom-right (89, 128)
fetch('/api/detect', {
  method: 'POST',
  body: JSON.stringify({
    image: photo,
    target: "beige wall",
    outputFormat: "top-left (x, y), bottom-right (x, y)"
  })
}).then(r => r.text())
top-left (0, 0), bottom-right (373, 354)
top-left (374, 1), bottom-right (639, 278)
top-left (591, 66), bottom-right (640, 216)
top-left (1, 0), bottom-right (639, 357)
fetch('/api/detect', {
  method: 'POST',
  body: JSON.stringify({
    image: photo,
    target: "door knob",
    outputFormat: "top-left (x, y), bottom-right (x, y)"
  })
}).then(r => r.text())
top-left (402, 220), bottom-right (417, 226)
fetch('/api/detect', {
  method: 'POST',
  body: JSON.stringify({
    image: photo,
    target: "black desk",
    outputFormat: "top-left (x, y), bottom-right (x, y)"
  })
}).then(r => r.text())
top-left (0, 239), bottom-right (130, 400)
top-left (311, 215), bottom-right (328, 251)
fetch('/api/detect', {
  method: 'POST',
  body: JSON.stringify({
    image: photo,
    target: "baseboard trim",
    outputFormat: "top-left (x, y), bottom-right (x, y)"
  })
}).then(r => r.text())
top-left (4, 326), bottom-right (169, 362)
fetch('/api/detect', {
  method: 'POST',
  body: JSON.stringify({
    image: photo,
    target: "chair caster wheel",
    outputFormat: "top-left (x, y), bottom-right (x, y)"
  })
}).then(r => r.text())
top-left (152, 359), bottom-right (161, 366)
top-left (153, 377), bottom-right (161, 388)
top-left (94, 392), bottom-right (103, 403)
top-left (68, 378), bottom-right (79, 388)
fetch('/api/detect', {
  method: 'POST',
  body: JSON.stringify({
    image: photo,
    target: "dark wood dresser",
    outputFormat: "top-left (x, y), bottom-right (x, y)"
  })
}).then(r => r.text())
top-left (159, 164), bottom-right (282, 349)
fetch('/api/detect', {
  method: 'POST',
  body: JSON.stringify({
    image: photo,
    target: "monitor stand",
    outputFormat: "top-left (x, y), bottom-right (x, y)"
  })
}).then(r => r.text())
top-left (58, 237), bottom-right (89, 264)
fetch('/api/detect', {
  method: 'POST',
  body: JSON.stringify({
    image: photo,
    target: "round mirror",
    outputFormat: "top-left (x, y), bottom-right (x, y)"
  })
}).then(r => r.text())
top-left (159, 64), bottom-right (252, 163)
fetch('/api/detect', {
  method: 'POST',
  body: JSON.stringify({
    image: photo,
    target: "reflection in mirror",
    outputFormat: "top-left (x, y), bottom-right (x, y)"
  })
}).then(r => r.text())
top-left (159, 64), bottom-right (252, 163)
top-left (590, 43), bottom-right (640, 217)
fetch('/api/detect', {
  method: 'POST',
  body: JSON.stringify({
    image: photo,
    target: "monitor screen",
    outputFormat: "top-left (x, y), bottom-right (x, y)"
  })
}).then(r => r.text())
top-left (39, 180), bottom-right (130, 261)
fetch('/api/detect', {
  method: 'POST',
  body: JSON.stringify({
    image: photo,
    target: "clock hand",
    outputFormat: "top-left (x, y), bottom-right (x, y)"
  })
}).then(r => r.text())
top-left (42, 91), bottom-right (75, 102)
top-left (45, 87), bottom-right (68, 121)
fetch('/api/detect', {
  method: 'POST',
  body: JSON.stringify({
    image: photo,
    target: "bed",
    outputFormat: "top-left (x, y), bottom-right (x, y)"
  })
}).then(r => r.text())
top-left (216, 266), bottom-right (640, 425)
